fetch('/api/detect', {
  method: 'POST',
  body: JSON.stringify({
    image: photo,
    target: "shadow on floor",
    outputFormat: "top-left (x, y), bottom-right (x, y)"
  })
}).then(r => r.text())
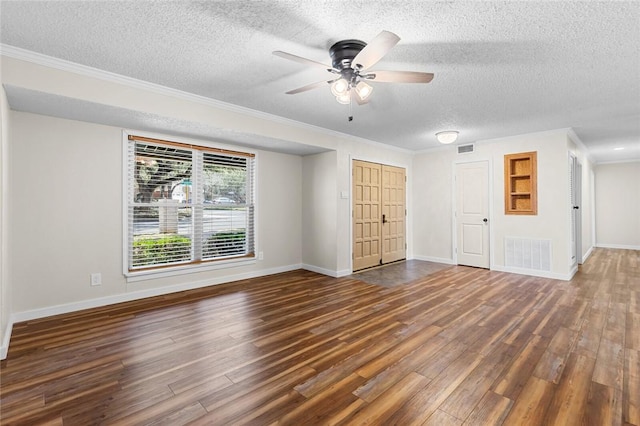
top-left (349, 259), bottom-right (452, 288)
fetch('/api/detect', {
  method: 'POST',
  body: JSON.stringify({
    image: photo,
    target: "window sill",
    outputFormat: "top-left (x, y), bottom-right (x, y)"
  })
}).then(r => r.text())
top-left (125, 256), bottom-right (257, 283)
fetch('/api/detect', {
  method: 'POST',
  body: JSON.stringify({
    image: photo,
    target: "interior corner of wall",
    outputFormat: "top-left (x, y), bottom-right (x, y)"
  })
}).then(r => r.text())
top-left (1, 317), bottom-right (13, 360)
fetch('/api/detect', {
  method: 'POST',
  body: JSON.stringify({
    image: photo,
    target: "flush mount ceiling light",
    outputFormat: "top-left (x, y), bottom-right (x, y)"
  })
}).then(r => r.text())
top-left (436, 131), bottom-right (459, 144)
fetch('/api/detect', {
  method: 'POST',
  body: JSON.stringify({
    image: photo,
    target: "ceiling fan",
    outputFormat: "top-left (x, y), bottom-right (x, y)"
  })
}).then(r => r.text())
top-left (273, 30), bottom-right (434, 117)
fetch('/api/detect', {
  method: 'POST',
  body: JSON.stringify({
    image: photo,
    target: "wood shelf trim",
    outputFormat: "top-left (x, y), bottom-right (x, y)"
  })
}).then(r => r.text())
top-left (504, 151), bottom-right (537, 215)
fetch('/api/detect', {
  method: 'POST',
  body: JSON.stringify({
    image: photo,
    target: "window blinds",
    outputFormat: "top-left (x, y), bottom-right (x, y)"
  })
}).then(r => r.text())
top-left (126, 135), bottom-right (255, 271)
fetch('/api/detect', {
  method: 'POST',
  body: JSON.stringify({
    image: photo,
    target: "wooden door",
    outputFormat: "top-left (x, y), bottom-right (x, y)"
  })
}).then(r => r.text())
top-left (353, 161), bottom-right (406, 271)
top-left (353, 160), bottom-right (382, 271)
top-left (382, 165), bottom-right (406, 263)
top-left (455, 161), bottom-right (490, 268)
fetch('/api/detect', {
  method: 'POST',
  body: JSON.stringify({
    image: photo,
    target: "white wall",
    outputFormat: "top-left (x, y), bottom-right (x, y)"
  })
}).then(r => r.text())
top-left (595, 161), bottom-right (640, 249)
top-left (302, 151), bottom-right (338, 274)
top-left (0, 85), bottom-right (12, 358)
top-left (1, 56), bottom-right (340, 153)
top-left (412, 148), bottom-right (454, 263)
top-left (301, 145), bottom-right (414, 276)
top-left (567, 134), bottom-right (596, 262)
top-left (580, 163), bottom-right (595, 261)
top-left (1, 53), bottom-right (418, 327)
top-left (9, 111), bottom-right (303, 314)
top-left (413, 129), bottom-right (582, 279)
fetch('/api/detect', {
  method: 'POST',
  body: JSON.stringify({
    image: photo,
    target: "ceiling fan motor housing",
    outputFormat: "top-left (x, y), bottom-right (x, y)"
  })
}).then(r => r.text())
top-left (329, 39), bottom-right (366, 70)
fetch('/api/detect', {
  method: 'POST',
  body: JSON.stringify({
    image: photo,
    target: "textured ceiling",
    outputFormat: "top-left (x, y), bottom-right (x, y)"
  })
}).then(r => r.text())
top-left (1, 0), bottom-right (639, 162)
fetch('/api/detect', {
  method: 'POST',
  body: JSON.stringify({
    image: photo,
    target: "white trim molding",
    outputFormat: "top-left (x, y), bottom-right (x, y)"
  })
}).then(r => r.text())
top-left (9, 264), bottom-right (302, 325)
top-left (0, 44), bottom-right (411, 156)
top-left (492, 265), bottom-right (577, 281)
top-left (567, 128), bottom-right (594, 164)
top-left (1, 321), bottom-right (13, 360)
top-left (595, 243), bottom-right (640, 250)
top-left (582, 245), bottom-right (595, 264)
top-left (412, 255), bottom-right (455, 265)
top-left (301, 264), bottom-right (352, 278)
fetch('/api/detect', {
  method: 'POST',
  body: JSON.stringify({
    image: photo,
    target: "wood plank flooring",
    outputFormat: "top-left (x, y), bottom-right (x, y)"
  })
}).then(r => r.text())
top-left (1, 248), bottom-right (638, 425)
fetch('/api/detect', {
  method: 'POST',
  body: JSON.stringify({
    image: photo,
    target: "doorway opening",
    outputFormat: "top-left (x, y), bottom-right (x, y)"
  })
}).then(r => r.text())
top-left (352, 160), bottom-right (406, 272)
top-left (569, 154), bottom-right (582, 265)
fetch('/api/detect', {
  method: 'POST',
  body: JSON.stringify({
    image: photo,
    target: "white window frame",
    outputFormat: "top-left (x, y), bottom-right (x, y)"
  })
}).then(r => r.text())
top-left (122, 131), bottom-right (257, 282)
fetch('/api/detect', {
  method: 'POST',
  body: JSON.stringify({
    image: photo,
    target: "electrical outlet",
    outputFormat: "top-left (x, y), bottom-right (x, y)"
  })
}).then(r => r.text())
top-left (90, 273), bottom-right (102, 286)
top-left (258, 251), bottom-right (264, 260)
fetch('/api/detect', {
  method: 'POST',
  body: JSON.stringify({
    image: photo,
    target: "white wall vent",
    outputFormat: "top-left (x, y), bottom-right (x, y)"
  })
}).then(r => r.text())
top-left (505, 237), bottom-right (551, 271)
top-left (457, 143), bottom-right (475, 154)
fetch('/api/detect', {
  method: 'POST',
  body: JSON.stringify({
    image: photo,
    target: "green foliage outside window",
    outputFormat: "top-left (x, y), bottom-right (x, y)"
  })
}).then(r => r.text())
top-left (133, 231), bottom-right (247, 267)
top-left (132, 235), bottom-right (191, 267)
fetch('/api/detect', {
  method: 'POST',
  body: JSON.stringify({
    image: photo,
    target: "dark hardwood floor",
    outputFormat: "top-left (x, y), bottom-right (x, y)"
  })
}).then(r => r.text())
top-left (1, 248), bottom-right (638, 425)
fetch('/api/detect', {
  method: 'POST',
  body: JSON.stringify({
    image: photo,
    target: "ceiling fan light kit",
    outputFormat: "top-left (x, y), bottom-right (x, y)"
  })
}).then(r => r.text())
top-left (354, 81), bottom-right (373, 101)
top-left (273, 30), bottom-right (434, 120)
top-left (330, 78), bottom-right (349, 97)
top-left (336, 92), bottom-right (351, 105)
top-left (436, 131), bottom-right (459, 144)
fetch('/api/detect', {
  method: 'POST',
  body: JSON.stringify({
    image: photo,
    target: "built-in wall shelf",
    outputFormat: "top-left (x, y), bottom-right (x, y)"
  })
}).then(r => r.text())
top-left (504, 151), bottom-right (537, 215)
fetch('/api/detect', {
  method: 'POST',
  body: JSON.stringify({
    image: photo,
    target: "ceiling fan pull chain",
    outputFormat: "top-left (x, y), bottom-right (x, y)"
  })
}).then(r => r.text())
top-left (348, 93), bottom-right (354, 122)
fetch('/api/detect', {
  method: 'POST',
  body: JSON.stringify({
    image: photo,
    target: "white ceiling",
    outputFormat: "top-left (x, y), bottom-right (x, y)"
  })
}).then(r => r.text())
top-left (1, 1), bottom-right (639, 162)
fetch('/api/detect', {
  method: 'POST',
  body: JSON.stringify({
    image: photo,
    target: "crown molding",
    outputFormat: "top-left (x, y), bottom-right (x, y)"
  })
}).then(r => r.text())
top-left (0, 43), bottom-right (296, 120)
top-left (413, 143), bottom-right (456, 155)
top-left (595, 158), bottom-right (640, 165)
top-left (1, 44), bottom-right (412, 155)
top-left (567, 128), bottom-right (595, 164)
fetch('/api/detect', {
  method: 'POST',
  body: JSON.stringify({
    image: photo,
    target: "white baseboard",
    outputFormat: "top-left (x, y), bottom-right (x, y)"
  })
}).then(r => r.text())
top-left (595, 243), bottom-right (640, 250)
top-left (492, 265), bottom-right (575, 281)
top-left (412, 255), bottom-right (455, 265)
top-left (336, 269), bottom-right (352, 278)
top-left (569, 264), bottom-right (579, 280)
top-left (582, 246), bottom-right (595, 263)
top-left (301, 264), bottom-right (343, 277)
top-left (305, 258), bottom-right (457, 277)
top-left (1, 320), bottom-right (13, 360)
top-left (10, 263), bottom-right (302, 325)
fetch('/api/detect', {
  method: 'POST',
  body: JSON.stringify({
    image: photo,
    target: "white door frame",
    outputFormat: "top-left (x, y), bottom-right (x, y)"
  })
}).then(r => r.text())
top-left (569, 153), bottom-right (582, 267)
top-left (452, 158), bottom-right (494, 269)
top-left (575, 161), bottom-right (583, 264)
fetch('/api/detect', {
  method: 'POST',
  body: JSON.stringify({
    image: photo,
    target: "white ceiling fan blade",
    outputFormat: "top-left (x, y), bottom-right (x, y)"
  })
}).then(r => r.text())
top-left (285, 79), bottom-right (335, 95)
top-left (352, 30), bottom-right (400, 71)
top-left (367, 70), bottom-right (434, 83)
top-left (273, 51), bottom-right (333, 70)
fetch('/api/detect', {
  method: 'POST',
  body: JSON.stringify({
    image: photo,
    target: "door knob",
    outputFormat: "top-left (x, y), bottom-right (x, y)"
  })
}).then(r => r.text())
top-left (483, 218), bottom-right (488, 223)
top-left (573, 206), bottom-right (580, 210)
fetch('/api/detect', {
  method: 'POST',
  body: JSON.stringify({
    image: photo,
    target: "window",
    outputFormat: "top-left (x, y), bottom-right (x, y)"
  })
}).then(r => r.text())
top-left (125, 134), bottom-right (255, 275)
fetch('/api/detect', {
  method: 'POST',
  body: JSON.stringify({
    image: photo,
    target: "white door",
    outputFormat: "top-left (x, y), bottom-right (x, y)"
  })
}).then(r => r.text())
top-left (569, 155), bottom-right (582, 266)
top-left (455, 161), bottom-right (490, 268)
top-left (576, 162), bottom-right (582, 264)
